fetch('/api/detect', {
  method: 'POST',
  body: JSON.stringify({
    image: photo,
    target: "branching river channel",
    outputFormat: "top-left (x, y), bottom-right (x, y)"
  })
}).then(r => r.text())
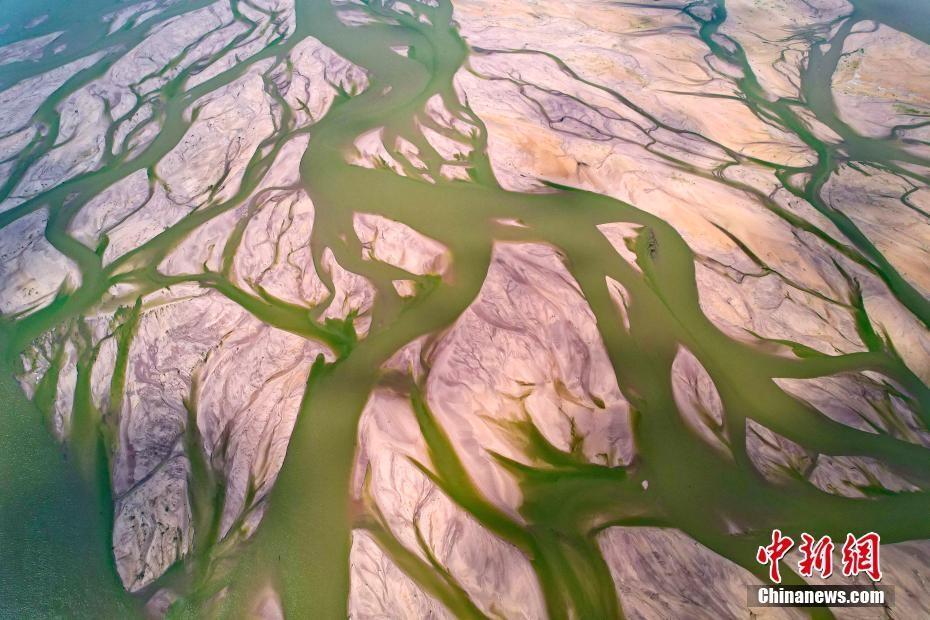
top-left (1, 0), bottom-right (929, 618)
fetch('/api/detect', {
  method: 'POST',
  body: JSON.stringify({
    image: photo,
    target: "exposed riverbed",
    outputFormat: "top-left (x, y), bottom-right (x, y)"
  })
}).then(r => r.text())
top-left (1, 0), bottom-right (929, 618)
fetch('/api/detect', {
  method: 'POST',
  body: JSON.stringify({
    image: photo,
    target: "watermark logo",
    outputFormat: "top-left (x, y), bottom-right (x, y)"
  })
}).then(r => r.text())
top-left (841, 532), bottom-right (882, 582)
top-left (749, 585), bottom-right (892, 608)
top-left (756, 528), bottom-right (794, 583)
top-left (756, 530), bottom-right (883, 584)
top-left (798, 533), bottom-right (834, 579)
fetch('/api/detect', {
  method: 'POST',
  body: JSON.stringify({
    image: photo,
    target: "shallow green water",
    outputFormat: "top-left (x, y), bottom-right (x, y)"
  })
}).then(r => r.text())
top-left (1, 0), bottom-right (929, 618)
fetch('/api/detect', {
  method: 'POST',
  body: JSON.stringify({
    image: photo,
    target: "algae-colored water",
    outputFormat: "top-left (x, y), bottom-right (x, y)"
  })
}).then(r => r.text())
top-left (1, 0), bottom-right (929, 618)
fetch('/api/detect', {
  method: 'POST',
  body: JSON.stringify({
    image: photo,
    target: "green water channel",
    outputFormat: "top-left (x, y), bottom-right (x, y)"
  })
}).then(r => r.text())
top-left (1, 0), bottom-right (929, 618)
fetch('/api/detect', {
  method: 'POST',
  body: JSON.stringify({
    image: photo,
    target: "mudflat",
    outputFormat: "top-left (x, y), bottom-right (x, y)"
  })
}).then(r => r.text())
top-left (1, 0), bottom-right (929, 618)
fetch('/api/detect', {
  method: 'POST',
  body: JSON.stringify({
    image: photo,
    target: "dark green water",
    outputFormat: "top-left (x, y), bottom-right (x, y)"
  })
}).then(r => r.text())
top-left (1, 0), bottom-right (929, 618)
